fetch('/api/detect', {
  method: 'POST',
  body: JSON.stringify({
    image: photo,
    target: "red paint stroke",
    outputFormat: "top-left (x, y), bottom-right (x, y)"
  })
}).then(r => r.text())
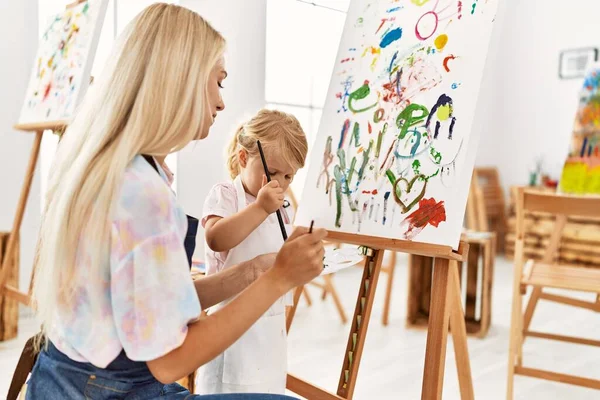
top-left (362, 189), bottom-right (379, 195)
top-left (403, 198), bottom-right (446, 240)
top-left (368, 122), bottom-right (373, 134)
top-left (443, 55), bottom-right (457, 72)
top-left (595, 146), bottom-right (599, 157)
top-left (43, 83), bottom-right (52, 100)
top-left (341, 57), bottom-right (355, 63)
top-left (458, 1), bottom-right (463, 19)
top-left (335, 92), bottom-right (343, 99)
top-left (376, 17), bottom-right (396, 34)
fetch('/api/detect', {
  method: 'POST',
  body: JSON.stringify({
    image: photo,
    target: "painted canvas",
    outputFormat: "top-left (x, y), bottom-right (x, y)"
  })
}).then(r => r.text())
top-left (296, 0), bottom-right (499, 249)
top-left (559, 63), bottom-right (600, 195)
top-left (18, 0), bottom-right (108, 125)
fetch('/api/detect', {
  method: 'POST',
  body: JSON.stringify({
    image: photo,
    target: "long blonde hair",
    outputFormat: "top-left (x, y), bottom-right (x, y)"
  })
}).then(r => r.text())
top-left (227, 109), bottom-right (308, 179)
top-left (32, 3), bottom-right (225, 345)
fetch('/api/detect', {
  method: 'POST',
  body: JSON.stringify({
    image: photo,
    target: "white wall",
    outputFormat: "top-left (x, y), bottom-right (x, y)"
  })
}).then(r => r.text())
top-left (0, 0), bottom-right (40, 292)
top-left (475, 0), bottom-right (600, 194)
top-left (178, 0), bottom-right (267, 256)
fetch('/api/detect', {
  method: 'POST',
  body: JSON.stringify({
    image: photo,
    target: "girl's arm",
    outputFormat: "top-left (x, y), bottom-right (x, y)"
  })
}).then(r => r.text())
top-left (205, 178), bottom-right (284, 252)
top-left (147, 227), bottom-right (327, 384)
top-left (193, 253), bottom-right (275, 309)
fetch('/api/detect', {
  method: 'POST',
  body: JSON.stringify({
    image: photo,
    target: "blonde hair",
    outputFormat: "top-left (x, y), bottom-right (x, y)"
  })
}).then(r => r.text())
top-left (227, 109), bottom-right (308, 179)
top-left (32, 4), bottom-right (225, 347)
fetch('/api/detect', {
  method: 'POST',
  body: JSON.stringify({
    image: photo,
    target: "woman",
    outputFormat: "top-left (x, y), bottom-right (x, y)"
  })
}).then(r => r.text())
top-left (26, 4), bottom-right (325, 399)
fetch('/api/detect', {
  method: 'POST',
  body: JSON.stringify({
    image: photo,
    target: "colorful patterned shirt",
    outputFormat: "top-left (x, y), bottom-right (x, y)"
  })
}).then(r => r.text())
top-left (49, 155), bottom-right (201, 368)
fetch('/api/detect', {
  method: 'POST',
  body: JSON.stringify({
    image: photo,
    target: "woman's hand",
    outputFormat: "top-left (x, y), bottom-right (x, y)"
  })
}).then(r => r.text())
top-left (269, 227), bottom-right (327, 292)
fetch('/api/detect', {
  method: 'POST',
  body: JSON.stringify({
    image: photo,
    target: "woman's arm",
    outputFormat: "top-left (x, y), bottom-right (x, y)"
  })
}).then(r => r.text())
top-left (193, 253), bottom-right (275, 309)
top-left (205, 178), bottom-right (284, 252)
top-left (147, 227), bottom-right (326, 384)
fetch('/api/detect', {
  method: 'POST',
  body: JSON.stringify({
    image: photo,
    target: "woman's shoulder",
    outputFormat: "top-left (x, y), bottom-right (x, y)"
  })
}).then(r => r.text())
top-left (115, 156), bottom-right (181, 221)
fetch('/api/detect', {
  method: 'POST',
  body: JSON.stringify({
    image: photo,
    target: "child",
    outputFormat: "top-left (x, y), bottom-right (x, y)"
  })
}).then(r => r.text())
top-left (196, 109), bottom-right (308, 394)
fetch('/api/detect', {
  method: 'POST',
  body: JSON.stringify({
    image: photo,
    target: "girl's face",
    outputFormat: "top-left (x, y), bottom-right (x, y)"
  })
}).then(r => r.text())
top-left (198, 57), bottom-right (227, 140)
top-left (239, 149), bottom-right (298, 197)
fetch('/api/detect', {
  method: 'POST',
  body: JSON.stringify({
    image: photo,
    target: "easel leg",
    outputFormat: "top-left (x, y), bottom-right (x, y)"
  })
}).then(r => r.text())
top-left (286, 285), bottom-right (304, 333)
top-left (336, 249), bottom-right (384, 399)
top-left (382, 251), bottom-right (397, 326)
top-left (421, 257), bottom-right (452, 400)
top-left (449, 261), bottom-right (474, 400)
top-left (302, 287), bottom-right (313, 306)
top-left (0, 131), bottom-right (43, 298)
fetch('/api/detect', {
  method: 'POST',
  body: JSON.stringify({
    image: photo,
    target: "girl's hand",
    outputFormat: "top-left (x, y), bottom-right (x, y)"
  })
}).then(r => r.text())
top-left (256, 175), bottom-right (284, 214)
top-left (270, 227), bottom-right (327, 291)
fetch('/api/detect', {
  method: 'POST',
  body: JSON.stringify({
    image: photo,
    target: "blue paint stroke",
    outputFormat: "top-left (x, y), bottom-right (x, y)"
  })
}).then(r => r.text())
top-left (383, 191), bottom-right (391, 226)
top-left (389, 51), bottom-right (398, 73)
top-left (387, 6), bottom-right (403, 13)
top-left (581, 137), bottom-right (588, 157)
top-left (338, 119), bottom-right (351, 150)
top-left (380, 28), bottom-right (403, 48)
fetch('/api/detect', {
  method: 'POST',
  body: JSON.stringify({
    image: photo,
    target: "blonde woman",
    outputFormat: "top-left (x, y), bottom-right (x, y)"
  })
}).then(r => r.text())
top-left (26, 4), bottom-right (325, 399)
top-left (197, 110), bottom-right (307, 394)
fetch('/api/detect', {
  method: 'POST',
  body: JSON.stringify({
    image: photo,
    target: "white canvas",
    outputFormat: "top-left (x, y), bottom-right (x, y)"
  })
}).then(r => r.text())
top-left (18, 0), bottom-right (108, 125)
top-left (296, 0), bottom-right (499, 249)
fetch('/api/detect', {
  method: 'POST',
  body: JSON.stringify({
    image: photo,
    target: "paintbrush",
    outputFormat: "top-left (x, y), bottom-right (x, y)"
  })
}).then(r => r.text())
top-left (256, 140), bottom-right (288, 241)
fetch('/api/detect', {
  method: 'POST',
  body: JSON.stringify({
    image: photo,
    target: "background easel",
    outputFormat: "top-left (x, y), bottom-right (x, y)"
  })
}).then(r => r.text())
top-left (286, 232), bottom-right (473, 400)
top-left (0, 121), bottom-right (67, 310)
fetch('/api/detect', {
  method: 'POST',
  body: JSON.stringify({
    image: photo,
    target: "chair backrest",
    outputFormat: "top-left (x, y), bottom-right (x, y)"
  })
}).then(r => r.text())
top-left (515, 187), bottom-right (600, 239)
top-left (466, 174), bottom-right (490, 232)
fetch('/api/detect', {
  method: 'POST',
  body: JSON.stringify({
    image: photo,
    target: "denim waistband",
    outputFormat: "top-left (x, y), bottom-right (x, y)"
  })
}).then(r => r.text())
top-left (45, 341), bottom-right (155, 383)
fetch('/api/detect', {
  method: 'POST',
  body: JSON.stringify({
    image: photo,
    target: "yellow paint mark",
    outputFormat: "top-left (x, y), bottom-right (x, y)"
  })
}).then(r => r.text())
top-left (437, 105), bottom-right (451, 121)
top-left (434, 34), bottom-right (448, 50)
top-left (560, 162), bottom-right (600, 194)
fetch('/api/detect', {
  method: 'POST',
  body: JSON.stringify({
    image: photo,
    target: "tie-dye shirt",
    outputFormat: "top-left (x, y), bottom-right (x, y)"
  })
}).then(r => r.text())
top-left (49, 155), bottom-right (201, 368)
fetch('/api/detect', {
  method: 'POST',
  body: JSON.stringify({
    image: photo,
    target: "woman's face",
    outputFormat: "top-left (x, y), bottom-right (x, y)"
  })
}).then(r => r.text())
top-left (198, 57), bottom-right (227, 140)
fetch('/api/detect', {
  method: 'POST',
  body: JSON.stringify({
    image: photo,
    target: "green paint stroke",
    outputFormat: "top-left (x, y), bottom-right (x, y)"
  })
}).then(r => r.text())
top-left (337, 148), bottom-right (347, 170)
top-left (430, 147), bottom-right (442, 164)
top-left (396, 103), bottom-right (429, 139)
top-left (376, 123), bottom-right (387, 157)
top-left (427, 169), bottom-right (440, 180)
top-left (353, 122), bottom-right (360, 147)
top-left (412, 159), bottom-right (421, 174)
top-left (358, 140), bottom-right (374, 181)
top-left (334, 166), bottom-right (344, 228)
top-left (347, 156), bottom-right (357, 184)
top-left (385, 169), bottom-right (396, 186)
top-left (349, 81), bottom-right (378, 113)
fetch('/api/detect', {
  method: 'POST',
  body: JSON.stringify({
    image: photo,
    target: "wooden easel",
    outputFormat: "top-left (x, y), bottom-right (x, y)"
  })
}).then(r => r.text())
top-left (286, 232), bottom-right (472, 400)
top-left (0, 121), bottom-right (67, 308)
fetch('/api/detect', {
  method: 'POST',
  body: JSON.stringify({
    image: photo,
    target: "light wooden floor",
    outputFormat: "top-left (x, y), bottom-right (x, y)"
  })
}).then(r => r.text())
top-left (1, 254), bottom-right (599, 399)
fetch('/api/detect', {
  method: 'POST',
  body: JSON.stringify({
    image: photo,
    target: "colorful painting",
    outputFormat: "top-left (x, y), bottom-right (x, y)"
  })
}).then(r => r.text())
top-left (296, 0), bottom-right (499, 249)
top-left (18, 0), bottom-right (108, 125)
top-left (559, 63), bottom-right (600, 195)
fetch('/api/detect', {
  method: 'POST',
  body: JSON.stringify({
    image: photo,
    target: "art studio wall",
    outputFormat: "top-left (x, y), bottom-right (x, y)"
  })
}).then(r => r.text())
top-left (475, 0), bottom-right (600, 194)
top-left (0, 0), bottom-right (40, 293)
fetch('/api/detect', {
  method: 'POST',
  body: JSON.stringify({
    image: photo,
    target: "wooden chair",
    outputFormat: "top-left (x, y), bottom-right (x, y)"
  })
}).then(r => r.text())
top-left (507, 188), bottom-right (600, 398)
top-left (472, 167), bottom-right (507, 253)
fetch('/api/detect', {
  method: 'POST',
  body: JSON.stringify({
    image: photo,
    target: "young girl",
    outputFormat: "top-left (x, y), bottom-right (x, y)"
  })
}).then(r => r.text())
top-left (197, 109), bottom-right (308, 394)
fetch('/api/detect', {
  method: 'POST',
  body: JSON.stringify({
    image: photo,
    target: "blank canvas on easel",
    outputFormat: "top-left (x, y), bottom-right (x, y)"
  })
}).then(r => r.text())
top-left (18, 0), bottom-right (108, 125)
top-left (296, 0), bottom-right (499, 249)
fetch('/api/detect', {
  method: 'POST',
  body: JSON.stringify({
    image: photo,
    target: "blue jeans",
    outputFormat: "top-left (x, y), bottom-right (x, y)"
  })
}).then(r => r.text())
top-left (26, 342), bottom-right (297, 399)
